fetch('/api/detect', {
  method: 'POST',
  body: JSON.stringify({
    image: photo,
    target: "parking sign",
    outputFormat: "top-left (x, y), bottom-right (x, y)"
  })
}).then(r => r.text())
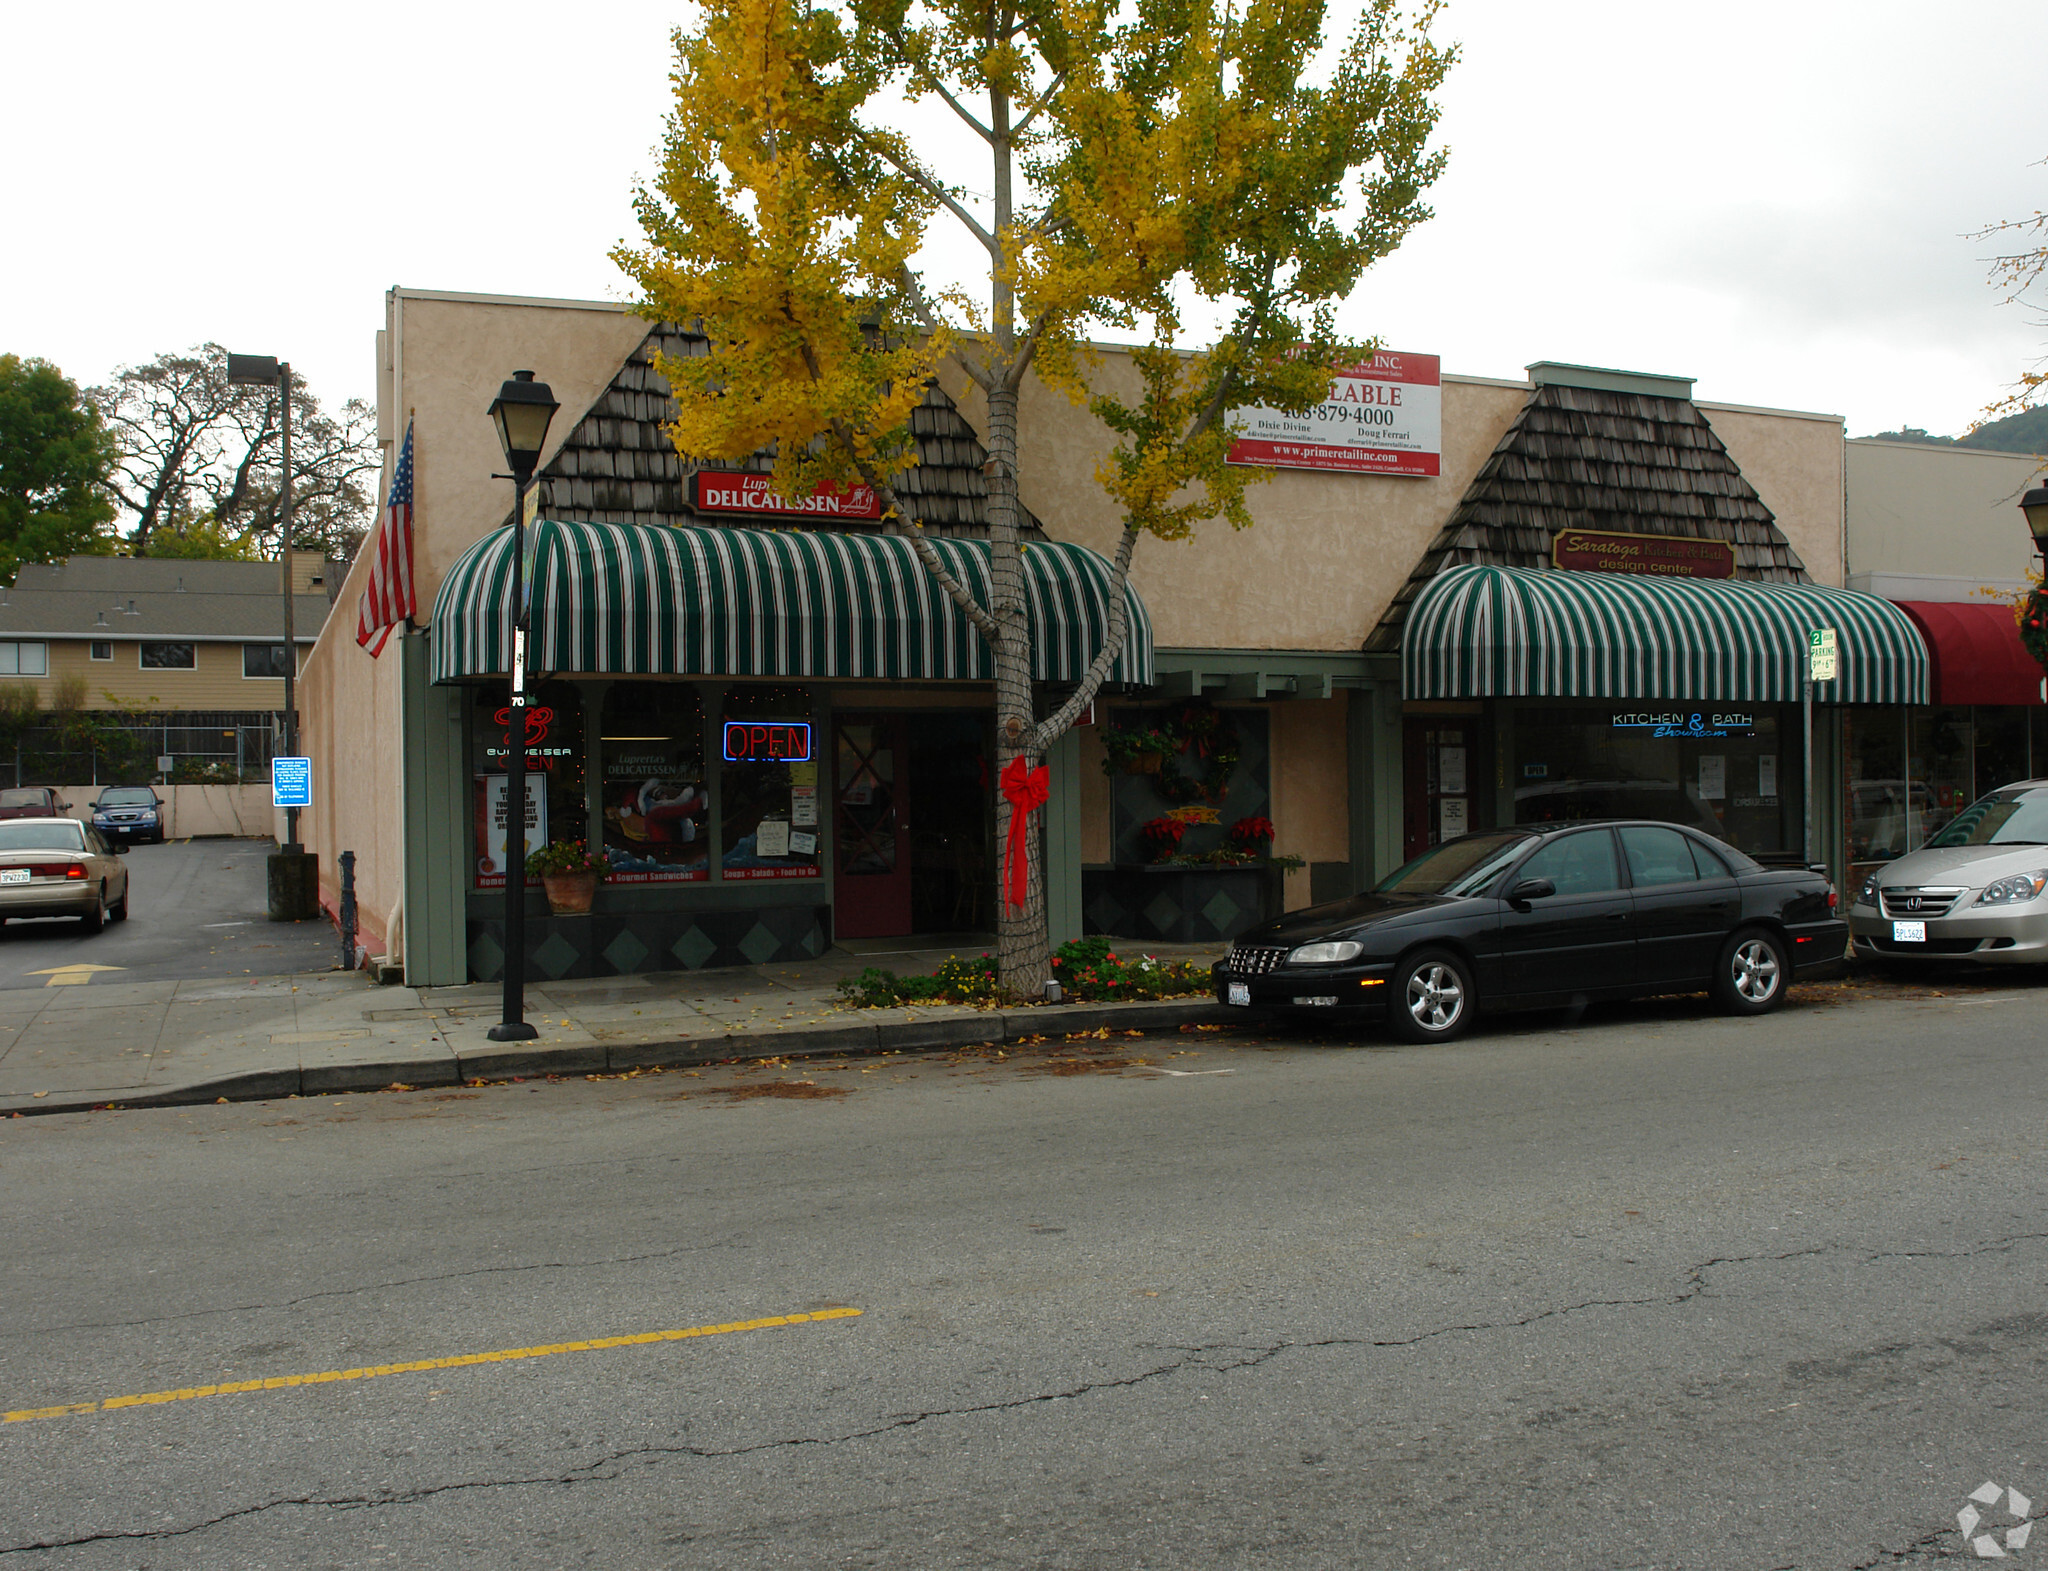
top-left (1808, 627), bottom-right (1838, 682)
top-left (272, 756), bottom-right (312, 808)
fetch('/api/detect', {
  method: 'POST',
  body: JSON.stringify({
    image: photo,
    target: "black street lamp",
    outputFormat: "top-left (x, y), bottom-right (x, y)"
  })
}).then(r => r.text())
top-left (226, 351), bottom-right (317, 920)
top-left (2021, 485), bottom-right (2048, 561)
top-left (486, 370), bottom-right (559, 1043)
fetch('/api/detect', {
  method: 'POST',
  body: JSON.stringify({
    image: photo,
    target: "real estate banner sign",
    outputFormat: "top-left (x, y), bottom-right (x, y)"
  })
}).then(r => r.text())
top-left (1226, 351), bottom-right (1441, 477)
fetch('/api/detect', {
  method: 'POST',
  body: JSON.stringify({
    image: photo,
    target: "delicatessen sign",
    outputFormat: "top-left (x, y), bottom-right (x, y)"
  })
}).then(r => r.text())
top-left (690, 472), bottom-right (881, 522)
top-left (1552, 529), bottom-right (1735, 579)
top-left (1226, 351), bottom-right (1441, 477)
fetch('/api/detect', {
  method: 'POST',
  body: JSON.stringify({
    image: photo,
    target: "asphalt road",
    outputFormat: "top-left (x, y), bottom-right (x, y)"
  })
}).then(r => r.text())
top-left (0, 839), bottom-right (337, 990)
top-left (1, 981), bottom-right (2044, 1568)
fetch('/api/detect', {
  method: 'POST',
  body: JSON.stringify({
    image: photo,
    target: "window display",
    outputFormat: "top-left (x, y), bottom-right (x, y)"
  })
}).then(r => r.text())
top-left (470, 682), bottom-right (585, 889)
top-left (720, 686), bottom-right (821, 880)
top-left (1510, 704), bottom-right (1793, 855)
top-left (599, 685), bottom-right (709, 883)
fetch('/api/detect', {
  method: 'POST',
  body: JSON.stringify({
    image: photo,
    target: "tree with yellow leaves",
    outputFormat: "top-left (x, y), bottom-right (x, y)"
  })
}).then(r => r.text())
top-left (617, 0), bottom-right (1453, 994)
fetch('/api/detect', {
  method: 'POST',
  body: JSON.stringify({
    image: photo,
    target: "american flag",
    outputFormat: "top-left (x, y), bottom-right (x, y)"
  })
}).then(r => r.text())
top-left (356, 418), bottom-right (416, 657)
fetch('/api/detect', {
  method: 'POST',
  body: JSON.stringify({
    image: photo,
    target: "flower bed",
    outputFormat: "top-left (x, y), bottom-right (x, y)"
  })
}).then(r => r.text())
top-left (837, 938), bottom-right (1210, 1008)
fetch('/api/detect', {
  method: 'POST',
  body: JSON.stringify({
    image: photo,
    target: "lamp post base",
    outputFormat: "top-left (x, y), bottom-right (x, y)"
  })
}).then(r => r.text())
top-left (486, 1021), bottom-right (540, 1042)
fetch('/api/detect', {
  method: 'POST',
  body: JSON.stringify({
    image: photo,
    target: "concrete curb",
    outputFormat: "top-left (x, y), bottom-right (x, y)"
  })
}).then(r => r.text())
top-left (1, 997), bottom-right (1233, 1118)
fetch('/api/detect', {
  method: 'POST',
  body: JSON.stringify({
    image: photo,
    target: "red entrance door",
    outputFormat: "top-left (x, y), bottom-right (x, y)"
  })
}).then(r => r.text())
top-left (833, 716), bottom-right (912, 938)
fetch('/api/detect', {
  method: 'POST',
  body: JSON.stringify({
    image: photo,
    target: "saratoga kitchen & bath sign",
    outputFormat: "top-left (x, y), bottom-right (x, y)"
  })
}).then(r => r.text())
top-left (1552, 529), bottom-right (1736, 578)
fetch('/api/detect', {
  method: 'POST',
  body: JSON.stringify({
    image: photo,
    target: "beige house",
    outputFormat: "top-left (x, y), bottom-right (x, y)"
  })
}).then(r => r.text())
top-left (308, 287), bottom-right (1894, 985)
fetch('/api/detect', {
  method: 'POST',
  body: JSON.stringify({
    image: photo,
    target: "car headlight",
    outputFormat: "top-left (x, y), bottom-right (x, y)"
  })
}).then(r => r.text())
top-left (1974, 871), bottom-right (2048, 906)
top-left (1856, 873), bottom-right (1879, 907)
top-left (1286, 939), bottom-right (1364, 965)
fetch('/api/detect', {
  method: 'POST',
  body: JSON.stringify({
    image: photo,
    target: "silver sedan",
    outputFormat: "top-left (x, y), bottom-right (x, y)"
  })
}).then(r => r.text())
top-left (1847, 779), bottom-right (2048, 966)
top-left (0, 818), bottom-right (130, 932)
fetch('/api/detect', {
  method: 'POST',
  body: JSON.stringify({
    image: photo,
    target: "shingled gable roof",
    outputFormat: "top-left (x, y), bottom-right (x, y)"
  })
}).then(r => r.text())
top-left (531, 323), bottom-right (1044, 539)
top-left (1363, 365), bottom-right (1812, 653)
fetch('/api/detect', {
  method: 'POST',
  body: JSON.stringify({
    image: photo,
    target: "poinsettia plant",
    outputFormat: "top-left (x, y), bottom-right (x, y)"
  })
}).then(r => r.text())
top-left (1139, 815), bottom-right (1187, 859)
top-left (1228, 814), bottom-right (1275, 852)
top-left (525, 839), bottom-right (610, 879)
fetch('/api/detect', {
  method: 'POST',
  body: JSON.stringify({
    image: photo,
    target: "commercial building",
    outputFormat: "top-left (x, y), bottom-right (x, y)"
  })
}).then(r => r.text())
top-left (306, 287), bottom-right (1929, 985)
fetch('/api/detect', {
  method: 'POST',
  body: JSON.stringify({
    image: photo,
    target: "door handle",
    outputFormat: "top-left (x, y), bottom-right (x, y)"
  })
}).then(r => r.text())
top-left (1606, 911), bottom-right (1629, 921)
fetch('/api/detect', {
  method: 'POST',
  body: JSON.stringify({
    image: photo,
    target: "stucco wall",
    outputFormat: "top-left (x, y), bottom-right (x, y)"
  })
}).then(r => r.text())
top-left (969, 355), bottom-right (1529, 652)
top-left (1268, 694), bottom-right (1351, 908)
top-left (1845, 439), bottom-right (2045, 589)
top-left (1699, 402), bottom-right (1848, 587)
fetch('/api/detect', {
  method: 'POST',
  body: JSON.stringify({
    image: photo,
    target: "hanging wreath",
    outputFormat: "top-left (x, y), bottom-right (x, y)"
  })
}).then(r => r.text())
top-left (1105, 696), bottom-right (1245, 798)
top-left (2020, 586), bottom-right (2048, 674)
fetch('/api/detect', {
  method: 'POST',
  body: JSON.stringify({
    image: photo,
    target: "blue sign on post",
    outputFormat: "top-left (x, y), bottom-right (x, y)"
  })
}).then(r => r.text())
top-left (272, 756), bottom-right (313, 809)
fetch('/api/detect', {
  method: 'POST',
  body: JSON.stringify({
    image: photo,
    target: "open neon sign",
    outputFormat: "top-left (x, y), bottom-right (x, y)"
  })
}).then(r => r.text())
top-left (722, 721), bottom-right (813, 763)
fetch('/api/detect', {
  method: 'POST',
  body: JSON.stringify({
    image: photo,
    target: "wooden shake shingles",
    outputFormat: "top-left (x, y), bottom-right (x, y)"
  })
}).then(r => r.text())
top-left (531, 325), bottom-right (1039, 539)
top-left (1363, 385), bottom-right (1809, 651)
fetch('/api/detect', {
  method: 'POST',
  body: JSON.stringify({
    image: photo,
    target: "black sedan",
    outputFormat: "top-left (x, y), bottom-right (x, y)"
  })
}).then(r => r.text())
top-left (1215, 821), bottom-right (1846, 1042)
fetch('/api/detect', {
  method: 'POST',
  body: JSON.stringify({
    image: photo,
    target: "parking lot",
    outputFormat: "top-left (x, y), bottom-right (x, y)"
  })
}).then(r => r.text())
top-left (0, 838), bottom-right (339, 990)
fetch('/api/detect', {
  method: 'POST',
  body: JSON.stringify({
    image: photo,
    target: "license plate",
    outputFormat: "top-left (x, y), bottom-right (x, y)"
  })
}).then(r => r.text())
top-left (1226, 981), bottom-right (1251, 1007)
top-left (1892, 920), bottom-right (1927, 943)
top-left (0, 869), bottom-right (28, 884)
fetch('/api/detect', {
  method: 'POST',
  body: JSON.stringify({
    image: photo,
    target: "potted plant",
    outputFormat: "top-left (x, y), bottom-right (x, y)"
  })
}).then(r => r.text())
top-left (1228, 814), bottom-right (1276, 855)
top-left (526, 839), bottom-right (608, 914)
top-left (1099, 721), bottom-right (1175, 775)
top-left (1139, 815), bottom-right (1187, 862)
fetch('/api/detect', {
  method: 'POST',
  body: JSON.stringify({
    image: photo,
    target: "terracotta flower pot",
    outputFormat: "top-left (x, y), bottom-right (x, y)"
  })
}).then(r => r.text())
top-left (1122, 750), bottom-right (1166, 775)
top-left (542, 869), bottom-right (599, 915)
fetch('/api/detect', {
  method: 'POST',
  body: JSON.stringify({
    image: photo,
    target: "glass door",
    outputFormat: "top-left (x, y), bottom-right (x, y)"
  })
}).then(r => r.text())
top-left (833, 716), bottom-right (912, 938)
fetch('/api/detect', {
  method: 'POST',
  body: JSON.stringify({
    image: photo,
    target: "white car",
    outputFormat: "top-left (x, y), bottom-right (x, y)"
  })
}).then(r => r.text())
top-left (1847, 780), bottom-right (2048, 967)
top-left (0, 818), bottom-right (130, 932)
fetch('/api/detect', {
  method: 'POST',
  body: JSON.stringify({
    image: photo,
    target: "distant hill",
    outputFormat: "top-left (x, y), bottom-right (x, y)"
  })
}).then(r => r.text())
top-left (1860, 405), bottom-right (2048, 454)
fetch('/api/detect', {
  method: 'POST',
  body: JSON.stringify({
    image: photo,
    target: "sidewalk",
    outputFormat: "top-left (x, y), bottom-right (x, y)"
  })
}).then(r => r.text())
top-left (0, 942), bottom-right (1231, 1117)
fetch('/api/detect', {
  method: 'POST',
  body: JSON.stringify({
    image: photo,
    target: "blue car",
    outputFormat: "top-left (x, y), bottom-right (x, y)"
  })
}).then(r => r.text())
top-left (91, 786), bottom-right (165, 846)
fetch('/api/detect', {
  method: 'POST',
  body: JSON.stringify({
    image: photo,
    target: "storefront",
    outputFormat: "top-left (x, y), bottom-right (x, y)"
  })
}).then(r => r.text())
top-left (1399, 564), bottom-right (1929, 871)
top-left (425, 516), bottom-right (1151, 980)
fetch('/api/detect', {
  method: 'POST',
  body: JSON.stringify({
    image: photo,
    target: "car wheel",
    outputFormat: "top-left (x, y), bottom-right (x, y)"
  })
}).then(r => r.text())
top-left (1714, 927), bottom-right (1787, 1015)
top-left (111, 884), bottom-right (128, 922)
top-left (80, 883), bottom-right (106, 935)
top-left (1391, 948), bottom-right (1475, 1043)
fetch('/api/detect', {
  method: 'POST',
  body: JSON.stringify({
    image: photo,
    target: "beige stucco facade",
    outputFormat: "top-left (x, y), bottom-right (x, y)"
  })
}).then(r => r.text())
top-left (1845, 438), bottom-right (2046, 600)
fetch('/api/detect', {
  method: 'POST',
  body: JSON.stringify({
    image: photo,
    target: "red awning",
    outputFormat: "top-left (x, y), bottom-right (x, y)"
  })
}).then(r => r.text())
top-left (1894, 600), bottom-right (2046, 707)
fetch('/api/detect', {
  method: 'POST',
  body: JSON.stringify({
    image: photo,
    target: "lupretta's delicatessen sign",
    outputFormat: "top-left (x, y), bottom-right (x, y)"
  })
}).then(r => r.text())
top-left (1552, 529), bottom-right (1736, 578)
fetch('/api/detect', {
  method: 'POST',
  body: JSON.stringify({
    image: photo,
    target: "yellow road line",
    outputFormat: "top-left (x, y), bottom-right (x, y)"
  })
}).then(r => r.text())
top-left (4, 1307), bottom-right (860, 1425)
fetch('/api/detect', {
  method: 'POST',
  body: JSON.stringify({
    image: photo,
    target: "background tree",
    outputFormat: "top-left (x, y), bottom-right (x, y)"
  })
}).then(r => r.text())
top-left (1975, 164), bottom-right (2047, 424)
top-left (90, 346), bottom-right (379, 562)
top-left (618, 0), bottom-right (1451, 992)
top-left (0, 354), bottom-right (118, 585)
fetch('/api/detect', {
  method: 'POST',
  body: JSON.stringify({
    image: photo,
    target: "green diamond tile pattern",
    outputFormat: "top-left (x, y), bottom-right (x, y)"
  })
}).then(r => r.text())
top-left (737, 921), bottom-right (783, 966)
top-left (1144, 892), bottom-right (1183, 937)
top-left (531, 931), bottom-right (581, 980)
top-left (1201, 889), bottom-right (1241, 934)
top-left (603, 928), bottom-right (651, 973)
top-left (467, 930), bottom-right (505, 982)
top-left (797, 925), bottom-right (824, 958)
top-left (671, 926), bottom-right (718, 969)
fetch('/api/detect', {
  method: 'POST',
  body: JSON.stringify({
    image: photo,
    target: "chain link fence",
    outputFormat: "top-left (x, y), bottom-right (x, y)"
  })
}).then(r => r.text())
top-left (3, 713), bottom-right (287, 788)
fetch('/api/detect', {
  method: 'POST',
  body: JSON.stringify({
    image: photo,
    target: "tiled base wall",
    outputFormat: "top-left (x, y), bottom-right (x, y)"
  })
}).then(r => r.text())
top-left (1082, 865), bottom-right (1283, 944)
top-left (466, 904), bottom-right (831, 981)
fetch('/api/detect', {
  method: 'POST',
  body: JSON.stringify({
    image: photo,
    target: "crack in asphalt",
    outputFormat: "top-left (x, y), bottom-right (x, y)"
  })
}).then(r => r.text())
top-left (5, 1233), bottom-right (2046, 1557)
top-left (5, 1239), bottom-right (745, 1339)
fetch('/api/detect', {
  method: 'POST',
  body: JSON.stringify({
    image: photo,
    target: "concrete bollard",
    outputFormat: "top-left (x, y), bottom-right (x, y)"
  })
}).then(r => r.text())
top-left (339, 850), bottom-right (358, 969)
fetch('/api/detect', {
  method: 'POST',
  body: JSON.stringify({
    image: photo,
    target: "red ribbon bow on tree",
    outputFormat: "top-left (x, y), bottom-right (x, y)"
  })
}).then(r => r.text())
top-left (999, 754), bottom-right (1051, 911)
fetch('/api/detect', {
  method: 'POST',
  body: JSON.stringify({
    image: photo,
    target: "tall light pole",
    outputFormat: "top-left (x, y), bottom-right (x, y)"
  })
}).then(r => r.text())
top-left (486, 370), bottom-right (559, 1043)
top-left (227, 352), bottom-right (314, 917)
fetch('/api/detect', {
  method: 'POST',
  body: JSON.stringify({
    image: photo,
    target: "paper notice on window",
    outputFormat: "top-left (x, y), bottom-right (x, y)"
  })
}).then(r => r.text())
top-left (1437, 746), bottom-right (1467, 795)
top-left (1757, 754), bottom-right (1778, 796)
top-left (1438, 796), bottom-right (1468, 840)
top-left (791, 785), bottom-right (819, 826)
top-left (788, 830), bottom-right (818, 856)
top-left (1698, 755), bottom-right (1726, 801)
top-left (755, 819), bottom-right (791, 857)
top-left (789, 761), bottom-right (817, 787)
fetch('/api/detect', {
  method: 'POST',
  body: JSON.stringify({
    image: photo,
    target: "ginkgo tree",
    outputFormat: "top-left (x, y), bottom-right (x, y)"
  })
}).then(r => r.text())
top-left (617, 0), bottom-right (1453, 994)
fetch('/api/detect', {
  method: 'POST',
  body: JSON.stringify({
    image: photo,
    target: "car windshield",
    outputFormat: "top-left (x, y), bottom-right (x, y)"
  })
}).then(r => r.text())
top-left (97, 789), bottom-right (155, 806)
top-left (1927, 787), bottom-right (2048, 847)
top-left (0, 821), bottom-right (84, 851)
top-left (0, 789), bottom-right (45, 808)
top-left (1375, 832), bottom-right (1535, 897)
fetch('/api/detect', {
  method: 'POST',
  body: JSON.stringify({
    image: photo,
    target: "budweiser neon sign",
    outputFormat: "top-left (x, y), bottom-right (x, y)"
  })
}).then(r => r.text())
top-left (690, 472), bottom-right (882, 521)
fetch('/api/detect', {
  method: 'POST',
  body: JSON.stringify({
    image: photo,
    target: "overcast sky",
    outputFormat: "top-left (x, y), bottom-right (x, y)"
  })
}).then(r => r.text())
top-left (2, 0), bottom-right (2040, 440)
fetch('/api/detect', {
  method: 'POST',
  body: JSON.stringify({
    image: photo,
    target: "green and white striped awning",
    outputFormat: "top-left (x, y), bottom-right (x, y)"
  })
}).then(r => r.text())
top-left (1402, 564), bottom-right (1928, 704)
top-left (429, 519), bottom-right (1153, 686)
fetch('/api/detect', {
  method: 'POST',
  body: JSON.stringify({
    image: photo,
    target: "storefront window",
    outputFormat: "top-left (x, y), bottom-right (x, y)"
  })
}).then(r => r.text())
top-left (598, 684), bottom-right (708, 883)
top-left (1973, 708), bottom-right (2033, 798)
top-left (469, 682), bottom-right (585, 889)
top-left (1909, 708), bottom-right (1974, 844)
top-left (719, 686), bottom-right (821, 880)
top-left (1510, 704), bottom-right (1791, 855)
